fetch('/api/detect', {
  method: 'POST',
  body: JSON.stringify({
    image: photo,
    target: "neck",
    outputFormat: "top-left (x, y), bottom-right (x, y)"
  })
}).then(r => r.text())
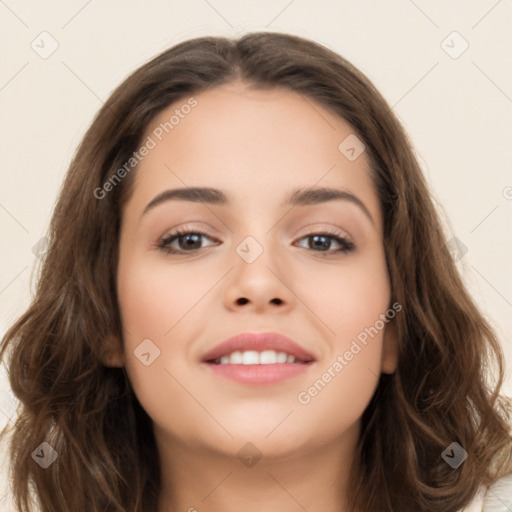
top-left (156, 421), bottom-right (361, 512)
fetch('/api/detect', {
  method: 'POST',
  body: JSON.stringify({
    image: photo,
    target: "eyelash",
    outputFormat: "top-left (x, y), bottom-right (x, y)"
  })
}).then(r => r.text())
top-left (157, 227), bottom-right (355, 256)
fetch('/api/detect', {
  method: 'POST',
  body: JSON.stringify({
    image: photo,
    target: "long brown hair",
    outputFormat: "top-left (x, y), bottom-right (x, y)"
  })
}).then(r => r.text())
top-left (1, 31), bottom-right (511, 512)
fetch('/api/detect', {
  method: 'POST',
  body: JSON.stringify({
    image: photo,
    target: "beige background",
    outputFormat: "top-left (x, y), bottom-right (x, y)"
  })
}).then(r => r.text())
top-left (1, 1), bottom-right (511, 509)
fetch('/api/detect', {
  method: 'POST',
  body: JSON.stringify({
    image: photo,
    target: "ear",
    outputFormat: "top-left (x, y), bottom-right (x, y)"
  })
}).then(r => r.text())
top-left (100, 334), bottom-right (125, 368)
top-left (381, 317), bottom-right (398, 374)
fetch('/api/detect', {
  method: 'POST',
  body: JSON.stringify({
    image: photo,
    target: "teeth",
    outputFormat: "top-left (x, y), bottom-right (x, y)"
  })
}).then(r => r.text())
top-left (230, 351), bottom-right (243, 364)
top-left (260, 350), bottom-right (277, 364)
top-left (276, 352), bottom-right (288, 363)
top-left (215, 350), bottom-right (298, 365)
top-left (242, 351), bottom-right (259, 364)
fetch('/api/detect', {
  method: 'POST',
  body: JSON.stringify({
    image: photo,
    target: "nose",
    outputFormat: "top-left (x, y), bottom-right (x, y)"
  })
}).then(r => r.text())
top-left (222, 237), bottom-right (295, 314)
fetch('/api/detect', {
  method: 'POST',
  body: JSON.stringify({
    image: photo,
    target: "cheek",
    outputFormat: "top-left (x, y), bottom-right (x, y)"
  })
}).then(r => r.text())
top-left (116, 254), bottom-right (225, 435)
top-left (289, 253), bottom-right (391, 426)
top-left (117, 255), bottom-right (215, 339)
top-left (295, 249), bottom-right (391, 348)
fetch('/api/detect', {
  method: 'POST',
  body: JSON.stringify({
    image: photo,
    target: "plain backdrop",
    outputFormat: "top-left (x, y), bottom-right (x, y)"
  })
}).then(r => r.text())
top-left (1, 1), bottom-right (511, 510)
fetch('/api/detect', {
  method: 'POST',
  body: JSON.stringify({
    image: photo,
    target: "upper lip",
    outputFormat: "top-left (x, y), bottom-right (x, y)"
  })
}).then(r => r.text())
top-left (201, 332), bottom-right (316, 363)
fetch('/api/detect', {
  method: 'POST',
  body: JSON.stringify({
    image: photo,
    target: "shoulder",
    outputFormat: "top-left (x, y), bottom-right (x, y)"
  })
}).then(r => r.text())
top-left (459, 473), bottom-right (512, 512)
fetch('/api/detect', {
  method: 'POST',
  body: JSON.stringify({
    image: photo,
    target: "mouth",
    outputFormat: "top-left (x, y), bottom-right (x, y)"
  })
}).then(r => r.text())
top-left (207, 349), bottom-right (311, 365)
top-left (201, 332), bottom-right (316, 385)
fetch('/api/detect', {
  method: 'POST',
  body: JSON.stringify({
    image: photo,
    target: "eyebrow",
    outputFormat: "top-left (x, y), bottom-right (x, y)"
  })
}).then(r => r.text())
top-left (142, 186), bottom-right (374, 225)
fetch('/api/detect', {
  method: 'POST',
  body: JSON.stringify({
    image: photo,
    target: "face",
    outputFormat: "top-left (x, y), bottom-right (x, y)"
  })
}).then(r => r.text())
top-left (115, 81), bottom-right (398, 460)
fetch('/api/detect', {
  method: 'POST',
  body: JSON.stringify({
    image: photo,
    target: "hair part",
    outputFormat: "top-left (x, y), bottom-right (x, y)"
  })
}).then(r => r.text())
top-left (1, 31), bottom-right (511, 512)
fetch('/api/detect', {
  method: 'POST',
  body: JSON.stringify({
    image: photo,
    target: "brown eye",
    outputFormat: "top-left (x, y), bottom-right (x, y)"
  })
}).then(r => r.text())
top-left (158, 229), bottom-right (219, 254)
top-left (295, 231), bottom-right (355, 254)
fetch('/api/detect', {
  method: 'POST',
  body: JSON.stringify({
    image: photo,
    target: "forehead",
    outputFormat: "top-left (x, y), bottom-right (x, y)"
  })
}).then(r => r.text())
top-left (147, 81), bottom-right (356, 157)
top-left (124, 81), bottom-right (381, 229)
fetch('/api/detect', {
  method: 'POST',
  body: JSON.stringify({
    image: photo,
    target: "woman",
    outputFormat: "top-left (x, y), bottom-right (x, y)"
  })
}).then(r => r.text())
top-left (1, 31), bottom-right (511, 512)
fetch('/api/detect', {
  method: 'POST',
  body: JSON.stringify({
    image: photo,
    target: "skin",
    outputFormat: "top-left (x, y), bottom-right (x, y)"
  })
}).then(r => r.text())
top-left (112, 80), bottom-right (398, 512)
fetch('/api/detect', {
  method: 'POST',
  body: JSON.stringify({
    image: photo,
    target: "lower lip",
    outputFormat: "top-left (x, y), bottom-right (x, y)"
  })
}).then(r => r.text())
top-left (203, 362), bottom-right (312, 385)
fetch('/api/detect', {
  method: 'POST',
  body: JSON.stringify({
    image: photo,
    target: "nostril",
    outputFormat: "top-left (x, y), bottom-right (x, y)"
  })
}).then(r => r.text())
top-left (236, 297), bottom-right (249, 305)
